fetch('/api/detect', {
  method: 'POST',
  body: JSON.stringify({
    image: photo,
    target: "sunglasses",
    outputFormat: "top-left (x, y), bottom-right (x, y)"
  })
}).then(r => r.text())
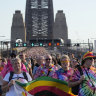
top-left (46, 58), bottom-right (51, 61)
top-left (61, 60), bottom-right (69, 63)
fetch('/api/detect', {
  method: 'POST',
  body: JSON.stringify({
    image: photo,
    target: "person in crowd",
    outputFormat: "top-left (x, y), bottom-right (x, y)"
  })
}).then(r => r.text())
top-left (26, 58), bottom-right (33, 79)
top-left (52, 55), bottom-right (73, 82)
top-left (0, 58), bottom-right (7, 73)
top-left (70, 58), bottom-right (80, 68)
top-left (52, 56), bottom-right (61, 70)
top-left (1, 58), bottom-right (7, 67)
top-left (0, 53), bottom-right (27, 78)
top-left (2, 58), bottom-right (32, 96)
top-left (0, 53), bottom-right (17, 78)
top-left (19, 53), bottom-right (33, 78)
top-left (68, 51), bottom-right (96, 96)
top-left (33, 56), bottom-right (45, 77)
top-left (77, 53), bottom-right (82, 61)
top-left (56, 53), bottom-right (61, 65)
top-left (34, 54), bottom-right (56, 79)
top-left (30, 57), bottom-right (35, 71)
top-left (0, 85), bottom-right (2, 96)
top-left (25, 47), bottom-right (49, 59)
top-left (0, 62), bottom-right (3, 73)
top-left (68, 53), bottom-right (75, 61)
top-left (19, 53), bottom-right (27, 69)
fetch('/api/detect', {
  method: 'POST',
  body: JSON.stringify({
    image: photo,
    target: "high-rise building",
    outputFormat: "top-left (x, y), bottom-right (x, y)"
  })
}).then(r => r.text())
top-left (11, 10), bottom-right (26, 47)
top-left (53, 10), bottom-right (68, 44)
top-left (25, 0), bottom-right (54, 42)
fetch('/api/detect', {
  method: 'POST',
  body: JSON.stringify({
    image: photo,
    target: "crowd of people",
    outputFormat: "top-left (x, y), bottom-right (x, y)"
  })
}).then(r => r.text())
top-left (0, 47), bottom-right (96, 96)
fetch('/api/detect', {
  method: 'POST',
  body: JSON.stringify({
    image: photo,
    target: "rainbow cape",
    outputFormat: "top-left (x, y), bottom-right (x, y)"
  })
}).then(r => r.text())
top-left (16, 76), bottom-right (75, 96)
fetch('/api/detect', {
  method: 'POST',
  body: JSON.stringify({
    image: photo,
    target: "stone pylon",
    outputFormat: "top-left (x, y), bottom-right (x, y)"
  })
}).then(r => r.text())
top-left (53, 10), bottom-right (68, 44)
top-left (11, 10), bottom-right (26, 47)
top-left (25, 0), bottom-right (54, 42)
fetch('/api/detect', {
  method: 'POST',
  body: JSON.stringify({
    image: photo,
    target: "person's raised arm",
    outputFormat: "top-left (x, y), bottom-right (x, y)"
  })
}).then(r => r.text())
top-left (68, 75), bottom-right (85, 87)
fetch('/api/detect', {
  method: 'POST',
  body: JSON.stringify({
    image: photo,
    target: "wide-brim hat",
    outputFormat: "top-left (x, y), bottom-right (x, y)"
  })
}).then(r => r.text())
top-left (81, 51), bottom-right (96, 65)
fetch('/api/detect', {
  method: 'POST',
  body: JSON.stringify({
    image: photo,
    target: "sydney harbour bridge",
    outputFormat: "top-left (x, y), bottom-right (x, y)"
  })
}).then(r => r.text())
top-left (0, 0), bottom-right (93, 57)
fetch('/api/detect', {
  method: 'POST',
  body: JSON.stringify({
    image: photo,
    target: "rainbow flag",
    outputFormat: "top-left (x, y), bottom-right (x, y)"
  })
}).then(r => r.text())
top-left (16, 76), bottom-right (75, 96)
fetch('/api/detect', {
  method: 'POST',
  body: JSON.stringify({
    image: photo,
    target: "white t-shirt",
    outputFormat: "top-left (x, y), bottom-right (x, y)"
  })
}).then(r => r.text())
top-left (3, 72), bottom-right (32, 96)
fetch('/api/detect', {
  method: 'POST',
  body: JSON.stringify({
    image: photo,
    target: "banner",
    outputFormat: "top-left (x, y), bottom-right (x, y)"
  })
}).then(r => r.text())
top-left (16, 76), bottom-right (75, 96)
top-left (14, 83), bottom-right (32, 96)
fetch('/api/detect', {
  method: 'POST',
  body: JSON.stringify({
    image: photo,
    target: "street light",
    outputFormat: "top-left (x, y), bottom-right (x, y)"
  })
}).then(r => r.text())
top-left (0, 36), bottom-right (6, 57)
top-left (88, 38), bottom-right (96, 51)
top-left (90, 38), bottom-right (96, 52)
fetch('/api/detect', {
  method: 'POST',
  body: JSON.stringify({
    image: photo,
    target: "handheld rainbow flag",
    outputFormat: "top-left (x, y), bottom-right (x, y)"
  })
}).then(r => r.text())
top-left (16, 76), bottom-right (75, 96)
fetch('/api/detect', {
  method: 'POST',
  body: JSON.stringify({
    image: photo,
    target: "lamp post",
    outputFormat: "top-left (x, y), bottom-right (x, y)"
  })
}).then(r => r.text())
top-left (90, 38), bottom-right (96, 52)
top-left (88, 38), bottom-right (90, 51)
top-left (3, 41), bottom-right (10, 57)
top-left (88, 38), bottom-right (96, 51)
top-left (0, 36), bottom-right (6, 57)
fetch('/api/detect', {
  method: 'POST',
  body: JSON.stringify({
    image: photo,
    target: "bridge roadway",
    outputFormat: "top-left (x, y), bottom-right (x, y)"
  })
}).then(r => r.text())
top-left (15, 46), bottom-right (91, 57)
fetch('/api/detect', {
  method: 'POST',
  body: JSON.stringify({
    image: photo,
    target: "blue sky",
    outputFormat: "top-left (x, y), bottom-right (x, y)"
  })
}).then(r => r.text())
top-left (0, 0), bottom-right (96, 43)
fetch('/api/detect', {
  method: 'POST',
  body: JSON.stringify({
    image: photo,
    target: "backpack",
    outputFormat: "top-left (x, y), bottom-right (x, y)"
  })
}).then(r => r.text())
top-left (71, 66), bottom-right (83, 95)
top-left (9, 71), bottom-right (28, 82)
